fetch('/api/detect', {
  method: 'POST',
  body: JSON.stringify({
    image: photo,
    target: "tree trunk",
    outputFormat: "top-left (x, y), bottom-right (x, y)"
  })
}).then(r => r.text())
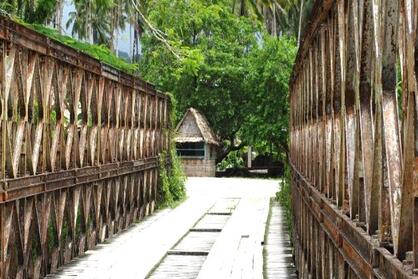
top-left (129, 24), bottom-right (132, 59)
top-left (216, 141), bottom-right (246, 164)
top-left (240, 0), bottom-right (245, 16)
top-left (232, 0), bottom-right (237, 13)
top-left (263, 5), bottom-right (269, 33)
top-left (54, 0), bottom-right (64, 33)
top-left (297, 0), bottom-right (304, 47)
top-left (113, 30), bottom-right (119, 56)
top-left (272, 4), bottom-right (277, 37)
top-left (87, 0), bottom-right (93, 44)
top-left (110, 6), bottom-right (119, 55)
top-left (26, 0), bottom-right (35, 21)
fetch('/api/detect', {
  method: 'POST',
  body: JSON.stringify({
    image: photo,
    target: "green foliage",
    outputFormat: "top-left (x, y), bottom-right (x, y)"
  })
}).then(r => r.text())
top-left (158, 92), bottom-right (186, 208)
top-left (139, 0), bottom-right (297, 159)
top-left (241, 36), bottom-right (297, 157)
top-left (0, 1), bottom-right (15, 14)
top-left (19, 21), bottom-right (138, 73)
top-left (158, 147), bottom-right (187, 208)
top-left (29, 0), bottom-right (57, 23)
top-left (67, 0), bottom-right (113, 44)
top-left (139, 0), bottom-right (259, 138)
top-left (276, 163), bottom-right (292, 232)
top-left (1, 0), bottom-right (57, 23)
top-left (47, 216), bottom-right (58, 251)
top-left (217, 150), bottom-right (245, 171)
top-left (232, 0), bottom-right (307, 38)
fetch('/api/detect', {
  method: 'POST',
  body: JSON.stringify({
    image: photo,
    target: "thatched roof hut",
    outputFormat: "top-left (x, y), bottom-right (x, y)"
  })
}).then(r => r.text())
top-left (175, 108), bottom-right (220, 177)
top-left (175, 108), bottom-right (220, 146)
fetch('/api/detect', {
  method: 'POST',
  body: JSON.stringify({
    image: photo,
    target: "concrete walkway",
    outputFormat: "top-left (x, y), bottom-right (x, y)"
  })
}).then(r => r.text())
top-left (49, 178), bottom-right (295, 279)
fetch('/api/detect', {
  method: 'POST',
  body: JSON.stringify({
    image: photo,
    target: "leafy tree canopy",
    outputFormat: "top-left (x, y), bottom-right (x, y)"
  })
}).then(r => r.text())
top-left (241, 36), bottom-right (297, 157)
top-left (139, 0), bottom-right (297, 160)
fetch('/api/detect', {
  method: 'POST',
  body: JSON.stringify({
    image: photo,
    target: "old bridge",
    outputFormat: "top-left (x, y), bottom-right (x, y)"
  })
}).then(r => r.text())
top-left (0, 16), bottom-right (295, 279)
top-left (0, 0), bottom-right (418, 277)
top-left (290, 0), bottom-right (417, 278)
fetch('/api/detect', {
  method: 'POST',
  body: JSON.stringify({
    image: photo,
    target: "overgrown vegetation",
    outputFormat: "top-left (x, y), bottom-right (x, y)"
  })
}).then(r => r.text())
top-left (217, 150), bottom-right (245, 171)
top-left (158, 147), bottom-right (187, 208)
top-left (158, 93), bottom-right (187, 208)
top-left (276, 163), bottom-right (292, 233)
top-left (19, 21), bottom-right (138, 74)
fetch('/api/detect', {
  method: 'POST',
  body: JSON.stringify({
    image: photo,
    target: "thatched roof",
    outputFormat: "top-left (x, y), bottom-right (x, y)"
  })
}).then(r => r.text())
top-left (175, 108), bottom-right (220, 146)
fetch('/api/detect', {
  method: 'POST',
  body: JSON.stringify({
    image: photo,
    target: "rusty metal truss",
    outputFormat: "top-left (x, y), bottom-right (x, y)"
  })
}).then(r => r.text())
top-left (290, 0), bottom-right (418, 278)
top-left (0, 16), bottom-right (171, 278)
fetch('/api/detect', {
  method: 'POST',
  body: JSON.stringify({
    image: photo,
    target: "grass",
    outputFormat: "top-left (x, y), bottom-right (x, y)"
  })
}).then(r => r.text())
top-left (14, 19), bottom-right (139, 74)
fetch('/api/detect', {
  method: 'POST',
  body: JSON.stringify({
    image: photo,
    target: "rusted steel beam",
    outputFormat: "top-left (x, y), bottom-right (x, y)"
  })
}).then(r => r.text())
top-left (290, 0), bottom-right (417, 277)
top-left (0, 16), bottom-right (171, 279)
top-left (291, 163), bottom-right (416, 278)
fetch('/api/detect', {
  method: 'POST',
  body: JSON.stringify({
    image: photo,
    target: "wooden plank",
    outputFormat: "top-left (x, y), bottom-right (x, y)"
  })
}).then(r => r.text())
top-left (264, 200), bottom-right (297, 279)
top-left (149, 255), bottom-right (207, 279)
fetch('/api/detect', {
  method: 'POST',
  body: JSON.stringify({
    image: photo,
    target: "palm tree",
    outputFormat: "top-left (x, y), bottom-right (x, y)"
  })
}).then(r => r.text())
top-left (129, 0), bottom-right (149, 62)
top-left (67, 0), bottom-right (112, 44)
top-left (231, 0), bottom-right (311, 39)
top-left (67, 0), bottom-right (91, 42)
top-left (297, 0), bottom-right (303, 45)
top-left (54, 0), bottom-right (64, 32)
top-left (109, 0), bottom-right (131, 54)
top-left (3, 0), bottom-right (57, 24)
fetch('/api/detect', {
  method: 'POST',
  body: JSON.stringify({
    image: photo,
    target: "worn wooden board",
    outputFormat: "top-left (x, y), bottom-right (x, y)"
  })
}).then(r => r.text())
top-left (264, 200), bottom-right (297, 279)
top-left (148, 255), bottom-right (207, 279)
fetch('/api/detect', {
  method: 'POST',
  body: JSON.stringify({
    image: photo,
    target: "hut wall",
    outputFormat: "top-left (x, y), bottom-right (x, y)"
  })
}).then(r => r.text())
top-left (181, 158), bottom-right (216, 177)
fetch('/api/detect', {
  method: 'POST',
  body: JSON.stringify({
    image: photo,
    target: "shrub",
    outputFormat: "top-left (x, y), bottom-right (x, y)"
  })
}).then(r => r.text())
top-left (217, 150), bottom-right (245, 171)
top-left (158, 146), bottom-right (186, 208)
top-left (158, 93), bottom-right (186, 208)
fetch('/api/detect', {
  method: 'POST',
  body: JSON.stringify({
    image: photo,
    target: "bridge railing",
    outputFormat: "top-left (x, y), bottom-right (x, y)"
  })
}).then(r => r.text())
top-left (290, 0), bottom-right (417, 277)
top-left (0, 17), bottom-right (171, 278)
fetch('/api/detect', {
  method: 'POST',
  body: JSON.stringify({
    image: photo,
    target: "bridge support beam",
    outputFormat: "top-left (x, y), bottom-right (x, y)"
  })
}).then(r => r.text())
top-left (289, 0), bottom-right (417, 277)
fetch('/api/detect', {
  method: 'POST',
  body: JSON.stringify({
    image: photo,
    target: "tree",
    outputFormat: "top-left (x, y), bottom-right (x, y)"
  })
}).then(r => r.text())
top-left (30, 0), bottom-right (57, 24)
top-left (66, 0), bottom-right (112, 44)
top-left (1, 0), bottom-right (58, 24)
top-left (241, 36), bottom-right (297, 158)
top-left (231, 0), bottom-right (313, 39)
top-left (109, 0), bottom-right (131, 54)
top-left (53, 0), bottom-right (64, 32)
top-left (138, 0), bottom-right (260, 161)
top-left (138, 0), bottom-right (297, 162)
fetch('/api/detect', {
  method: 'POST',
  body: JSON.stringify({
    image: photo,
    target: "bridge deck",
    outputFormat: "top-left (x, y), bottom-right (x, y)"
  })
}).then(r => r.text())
top-left (264, 200), bottom-right (297, 278)
top-left (47, 178), bottom-right (295, 279)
